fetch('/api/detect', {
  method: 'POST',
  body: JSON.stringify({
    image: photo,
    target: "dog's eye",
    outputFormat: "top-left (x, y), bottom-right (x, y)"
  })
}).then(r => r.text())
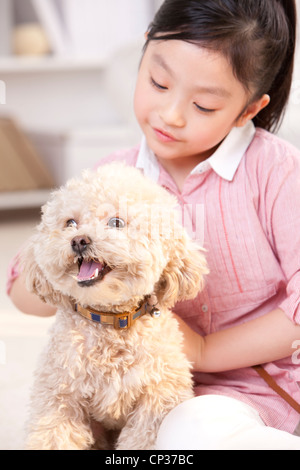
top-left (107, 217), bottom-right (125, 229)
top-left (66, 219), bottom-right (78, 228)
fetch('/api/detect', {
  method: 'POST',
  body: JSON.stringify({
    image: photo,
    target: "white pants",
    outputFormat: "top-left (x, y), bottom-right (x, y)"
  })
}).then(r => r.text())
top-left (156, 395), bottom-right (300, 450)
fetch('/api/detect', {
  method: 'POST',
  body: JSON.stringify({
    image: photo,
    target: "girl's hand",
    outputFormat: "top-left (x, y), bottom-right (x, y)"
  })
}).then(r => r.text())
top-left (9, 273), bottom-right (56, 317)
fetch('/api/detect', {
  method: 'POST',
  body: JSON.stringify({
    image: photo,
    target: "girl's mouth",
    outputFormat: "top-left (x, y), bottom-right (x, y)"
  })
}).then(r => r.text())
top-left (153, 128), bottom-right (178, 143)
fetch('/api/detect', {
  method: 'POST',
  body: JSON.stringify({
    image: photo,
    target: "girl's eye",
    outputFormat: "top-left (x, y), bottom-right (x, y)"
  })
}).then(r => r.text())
top-left (194, 102), bottom-right (215, 114)
top-left (66, 219), bottom-right (78, 228)
top-left (150, 77), bottom-right (168, 91)
top-left (107, 217), bottom-right (126, 229)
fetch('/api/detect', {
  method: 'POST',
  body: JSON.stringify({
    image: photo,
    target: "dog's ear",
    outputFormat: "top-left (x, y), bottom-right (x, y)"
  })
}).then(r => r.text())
top-left (154, 233), bottom-right (208, 309)
top-left (21, 237), bottom-right (67, 309)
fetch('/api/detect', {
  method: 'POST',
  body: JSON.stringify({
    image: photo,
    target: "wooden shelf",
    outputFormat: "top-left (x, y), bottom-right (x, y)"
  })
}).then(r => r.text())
top-left (0, 189), bottom-right (51, 210)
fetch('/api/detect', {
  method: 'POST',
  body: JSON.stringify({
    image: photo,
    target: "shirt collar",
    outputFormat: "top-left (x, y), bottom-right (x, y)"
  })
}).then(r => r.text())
top-left (136, 121), bottom-right (256, 183)
top-left (136, 136), bottom-right (160, 182)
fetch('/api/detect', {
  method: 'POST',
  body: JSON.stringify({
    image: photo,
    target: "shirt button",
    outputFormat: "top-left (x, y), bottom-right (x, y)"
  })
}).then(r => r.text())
top-left (201, 304), bottom-right (208, 313)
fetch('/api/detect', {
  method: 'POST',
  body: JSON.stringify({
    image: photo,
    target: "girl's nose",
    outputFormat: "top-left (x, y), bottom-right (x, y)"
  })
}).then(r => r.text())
top-left (159, 100), bottom-right (186, 128)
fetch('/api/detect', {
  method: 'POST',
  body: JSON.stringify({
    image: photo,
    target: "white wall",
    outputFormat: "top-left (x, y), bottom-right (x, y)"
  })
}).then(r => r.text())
top-left (277, 7), bottom-right (300, 148)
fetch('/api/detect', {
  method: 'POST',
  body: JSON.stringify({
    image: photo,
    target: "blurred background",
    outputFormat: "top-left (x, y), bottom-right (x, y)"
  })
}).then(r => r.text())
top-left (0, 0), bottom-right (299, 449)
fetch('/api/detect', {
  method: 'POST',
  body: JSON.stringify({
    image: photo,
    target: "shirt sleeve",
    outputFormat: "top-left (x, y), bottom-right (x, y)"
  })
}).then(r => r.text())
top-left (264, 147), bottom-right (300, 324)
top-left (6, 249), bottom-right (22, 295)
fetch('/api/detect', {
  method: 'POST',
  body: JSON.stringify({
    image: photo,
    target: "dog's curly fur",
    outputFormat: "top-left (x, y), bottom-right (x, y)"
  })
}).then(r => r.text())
top-left (22, 163), bottom-right (208, 450)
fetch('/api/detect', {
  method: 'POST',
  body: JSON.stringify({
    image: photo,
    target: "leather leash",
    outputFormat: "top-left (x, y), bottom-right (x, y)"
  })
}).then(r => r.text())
top-left (253, 365), bottom-right (300, 414)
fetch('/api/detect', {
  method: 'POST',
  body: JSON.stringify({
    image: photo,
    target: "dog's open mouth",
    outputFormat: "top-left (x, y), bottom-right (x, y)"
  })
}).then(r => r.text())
top-left (76, 257), bottom-right (112, 287)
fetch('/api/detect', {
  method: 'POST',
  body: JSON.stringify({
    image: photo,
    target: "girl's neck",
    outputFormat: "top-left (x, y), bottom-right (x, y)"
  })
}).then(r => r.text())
top-left (157, 158), bottom-right (196, 192)
top-left (156, 147), bottom-right (218, 192)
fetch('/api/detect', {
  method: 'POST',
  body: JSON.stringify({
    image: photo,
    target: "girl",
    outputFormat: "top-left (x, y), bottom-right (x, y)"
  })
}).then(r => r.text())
top-left (8, 0), bottom-right (300, 449)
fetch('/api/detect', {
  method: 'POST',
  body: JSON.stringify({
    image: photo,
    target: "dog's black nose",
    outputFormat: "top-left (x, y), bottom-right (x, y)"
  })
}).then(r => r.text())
top-left (71, 235), bottom-right (91, 255)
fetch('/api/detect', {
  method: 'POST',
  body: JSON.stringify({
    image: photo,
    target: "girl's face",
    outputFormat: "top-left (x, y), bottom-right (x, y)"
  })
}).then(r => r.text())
top-left (134, 40), bottom-right (267, 165)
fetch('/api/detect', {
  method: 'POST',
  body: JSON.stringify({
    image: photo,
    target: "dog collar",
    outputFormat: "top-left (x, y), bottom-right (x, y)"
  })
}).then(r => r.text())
top-left (74, 297), bottom-right (161, 330)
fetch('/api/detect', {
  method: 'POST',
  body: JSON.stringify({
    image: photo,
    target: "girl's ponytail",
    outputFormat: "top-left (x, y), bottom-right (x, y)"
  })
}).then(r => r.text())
top-left (254, 0), bottom-right (297, 131)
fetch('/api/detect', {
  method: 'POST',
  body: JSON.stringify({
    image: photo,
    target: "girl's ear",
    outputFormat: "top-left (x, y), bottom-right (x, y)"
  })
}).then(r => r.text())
top-left (154, 233), bottom-right (208, 309)
top-left (236, 94), bottom-right (270, 127)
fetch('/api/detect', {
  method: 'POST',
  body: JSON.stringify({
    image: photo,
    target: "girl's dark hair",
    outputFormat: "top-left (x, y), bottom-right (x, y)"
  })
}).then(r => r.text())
top-left (145, 0), bottom-right (297, 132)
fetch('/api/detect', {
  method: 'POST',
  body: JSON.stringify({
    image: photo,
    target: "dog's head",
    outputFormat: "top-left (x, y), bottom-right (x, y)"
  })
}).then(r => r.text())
top-left (22, 163), bottom-right (208, 311)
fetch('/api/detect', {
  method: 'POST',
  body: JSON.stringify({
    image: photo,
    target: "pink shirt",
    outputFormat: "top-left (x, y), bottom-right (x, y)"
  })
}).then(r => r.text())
top-left (7, 122), bottom-right (300, 433)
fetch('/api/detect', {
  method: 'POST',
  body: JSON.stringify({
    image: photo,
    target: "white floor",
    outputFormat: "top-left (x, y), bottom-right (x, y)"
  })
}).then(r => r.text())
top-left (0, 209), bottom-right (54, 450)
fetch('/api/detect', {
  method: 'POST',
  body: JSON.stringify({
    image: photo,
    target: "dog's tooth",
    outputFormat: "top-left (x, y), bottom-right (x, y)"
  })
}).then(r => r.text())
top-left (94, 268), bottom-right (99, 278)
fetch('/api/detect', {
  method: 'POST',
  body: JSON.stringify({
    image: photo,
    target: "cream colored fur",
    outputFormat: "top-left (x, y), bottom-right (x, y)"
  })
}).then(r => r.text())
top-left (22, 163), bottom-right (208, 450)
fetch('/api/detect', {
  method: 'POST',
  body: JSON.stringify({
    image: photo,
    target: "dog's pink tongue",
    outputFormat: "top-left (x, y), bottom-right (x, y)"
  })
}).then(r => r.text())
top-left (77, 260), bottom-right (103, 281)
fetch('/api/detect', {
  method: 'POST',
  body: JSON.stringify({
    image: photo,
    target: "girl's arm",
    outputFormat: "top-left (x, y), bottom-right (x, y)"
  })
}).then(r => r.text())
top-left (9, 273), bottom-right (56, 317)
top-left (174, 308), bottom-right (300, 372)
top-left (177, 146), bottom-right (300, 372)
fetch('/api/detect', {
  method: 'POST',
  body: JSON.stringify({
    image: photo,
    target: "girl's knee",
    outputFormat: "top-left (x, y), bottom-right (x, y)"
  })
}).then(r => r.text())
top-left (156, 395), bottom-right (261, 450)
top-left (156, 395), bottom-right (300, 450)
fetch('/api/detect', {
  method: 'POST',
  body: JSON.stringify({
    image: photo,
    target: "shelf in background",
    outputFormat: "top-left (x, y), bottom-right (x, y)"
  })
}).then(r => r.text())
top-left (0, 188), bottom-right (51, 210)
top-left (0, 56), bottom-right (106, 73)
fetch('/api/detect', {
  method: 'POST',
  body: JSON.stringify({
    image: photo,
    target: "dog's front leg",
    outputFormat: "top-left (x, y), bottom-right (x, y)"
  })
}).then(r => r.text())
top-left (26, 417), bottom-right (94, 450)
top-left (26, 403), bottom-right (95, 451)
top-left (115, 401), bottom-right (164, 450)
top-left (25, 366), bottom-right (94, 451)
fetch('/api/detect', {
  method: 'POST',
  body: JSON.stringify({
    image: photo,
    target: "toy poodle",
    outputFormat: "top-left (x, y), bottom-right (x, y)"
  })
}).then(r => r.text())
top-left (22, 162), bottom-right (208, 450)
